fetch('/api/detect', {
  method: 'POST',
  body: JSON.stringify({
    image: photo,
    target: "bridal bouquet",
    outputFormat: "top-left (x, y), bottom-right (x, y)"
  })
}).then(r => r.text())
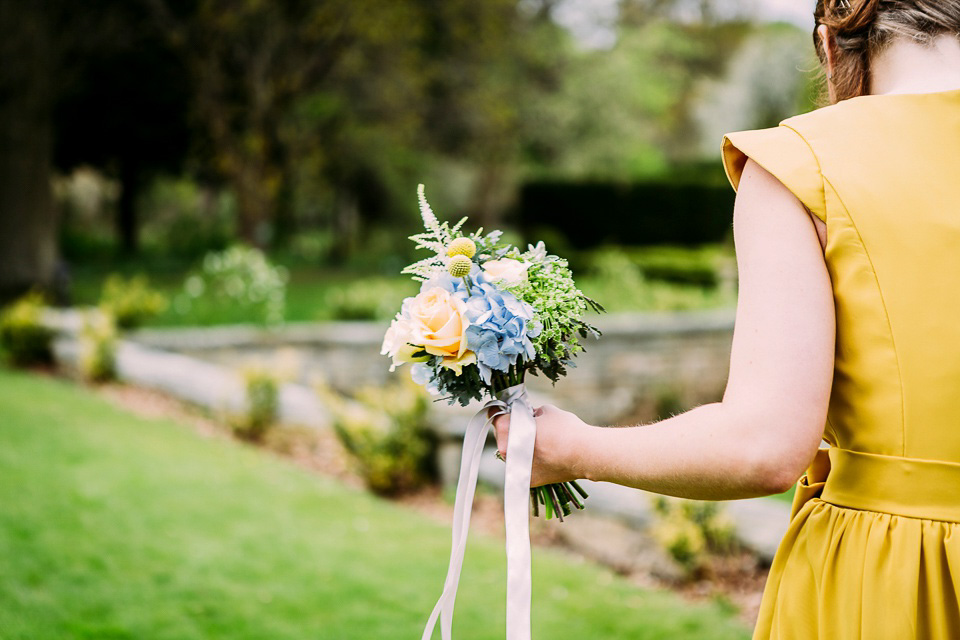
top-left (382, 185), bottom-right (602, 520)
top-left (385, 185), bottom-right (602, 640)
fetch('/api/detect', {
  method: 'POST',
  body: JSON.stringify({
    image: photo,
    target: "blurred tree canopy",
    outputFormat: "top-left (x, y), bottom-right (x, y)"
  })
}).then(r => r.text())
top-left (0, 0), bottom-right (815, 296)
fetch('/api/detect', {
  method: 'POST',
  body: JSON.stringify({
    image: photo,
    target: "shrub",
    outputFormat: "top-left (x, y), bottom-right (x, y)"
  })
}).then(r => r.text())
top-left (99, 274), bottom-right (168, 329)
top-left (518, 180), bottom-right (735, 249)
top-left (652, 509), bottom-right (706, 571)
top-left (0, 293), bottom-right (55, 367)
top-left (233, 367), bottom-right (281, 442)
top-left (651, 496), bottom-right (738, 578)
top-left (629, 245), bottom-right (723, 287)
top-left (320, 379), bottom-right (436, 496)
top-left (579, 246), bottom-right (737, 312)
top-left (587, 244), bottom-right (730, 287)
top-left (79, 312), bottom-right (117, 382)
top-left (174, 245), bottom-right (288, 326)
top-left (654, 384), bottom-right (685, 420)
top-left (138, 176), bottom-right (234, 260)
top-left (322, 278), bottom-right (412, 321)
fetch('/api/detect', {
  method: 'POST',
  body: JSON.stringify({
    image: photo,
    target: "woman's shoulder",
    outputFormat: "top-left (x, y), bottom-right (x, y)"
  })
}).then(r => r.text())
top-left (720, 111), bottom-right (834, 223)
top-left (724, 99), bottom-right (858, 159)
top-left (723, 89), bottom-right (960, 223)
top-left (778, 98), bottom-right (871, 140)
top-left (723, 93), bottom-right (890, 165)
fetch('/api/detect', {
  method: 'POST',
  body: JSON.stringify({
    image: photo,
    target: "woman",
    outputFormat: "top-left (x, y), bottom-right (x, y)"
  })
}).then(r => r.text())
top-left (494, 1), bottom-right (960, 637)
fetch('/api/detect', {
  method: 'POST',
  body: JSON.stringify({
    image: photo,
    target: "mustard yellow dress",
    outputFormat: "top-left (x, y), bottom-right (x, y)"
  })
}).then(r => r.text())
top-left (721, 87), bottom-right (960, 639)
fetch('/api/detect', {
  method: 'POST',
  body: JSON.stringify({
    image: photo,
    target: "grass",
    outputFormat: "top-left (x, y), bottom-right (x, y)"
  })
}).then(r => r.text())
top-left (0, 368), bottom-right (750, 639)
top-left (70, 263), bottom-right (419, 327)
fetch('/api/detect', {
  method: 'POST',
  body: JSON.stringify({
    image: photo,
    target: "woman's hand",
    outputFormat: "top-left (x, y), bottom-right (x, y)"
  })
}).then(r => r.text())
top-left (490, 404), bottom-right (590, 487)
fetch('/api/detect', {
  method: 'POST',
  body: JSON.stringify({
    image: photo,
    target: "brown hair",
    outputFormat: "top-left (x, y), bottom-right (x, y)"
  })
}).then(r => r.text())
top-left (813, 0), bottom-right (960, 103)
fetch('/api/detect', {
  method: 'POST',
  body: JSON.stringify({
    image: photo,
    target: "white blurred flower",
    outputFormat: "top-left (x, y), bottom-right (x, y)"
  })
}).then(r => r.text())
top-left (482, 258), bottom-right (529, 286)
top-left (526, 241), bottom-right (548, 262)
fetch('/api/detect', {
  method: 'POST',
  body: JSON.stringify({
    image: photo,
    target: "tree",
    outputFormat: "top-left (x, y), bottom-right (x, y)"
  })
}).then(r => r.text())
top-left (146, 0), bottom-right (386, 247)
top-left (0, 2), bottom-right (72, 299)
top-left (54, 3), bottom-right (192, 255)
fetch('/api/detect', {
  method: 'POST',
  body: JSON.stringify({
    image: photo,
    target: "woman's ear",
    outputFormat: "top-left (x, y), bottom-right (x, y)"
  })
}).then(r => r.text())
top-left (817, 24), bottom-right (837, 102)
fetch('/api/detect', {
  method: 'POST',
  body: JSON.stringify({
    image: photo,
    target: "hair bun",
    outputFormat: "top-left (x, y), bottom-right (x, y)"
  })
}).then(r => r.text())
top-left (832, 0), bottom-right (881, 35)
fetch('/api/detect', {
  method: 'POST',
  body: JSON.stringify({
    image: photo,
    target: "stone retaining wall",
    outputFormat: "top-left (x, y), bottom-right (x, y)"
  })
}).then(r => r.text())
top-left (129, 309), bottom-right (736, 426)
top-left (44, 307), bottom-right (790, 562)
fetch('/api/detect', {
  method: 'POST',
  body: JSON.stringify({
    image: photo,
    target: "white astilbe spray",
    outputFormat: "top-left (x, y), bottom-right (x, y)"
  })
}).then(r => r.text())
top-left (403, 184), bottom-right (468, 281)
top-left (417, 183), bottom-right (440, 233)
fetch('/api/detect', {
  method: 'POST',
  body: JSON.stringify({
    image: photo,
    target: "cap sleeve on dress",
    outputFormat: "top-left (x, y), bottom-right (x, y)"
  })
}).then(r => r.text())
top-left (721, 125), bottom-right (826, 223)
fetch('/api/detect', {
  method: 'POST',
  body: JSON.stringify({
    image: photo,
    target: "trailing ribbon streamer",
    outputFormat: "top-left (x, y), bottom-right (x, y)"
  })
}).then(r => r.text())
top-left (421, 384), bottom-right (536, 640)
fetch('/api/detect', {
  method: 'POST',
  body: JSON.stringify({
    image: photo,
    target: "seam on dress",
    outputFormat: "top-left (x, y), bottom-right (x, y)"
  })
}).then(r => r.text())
top-left (780, 123), bottom-right (827, 224)
top-left (817, 499), bottom-right (957, 524)
top-left (780, 123), bottom-right (837, 444)
top-left (822, 175), bottom-right (906, 457)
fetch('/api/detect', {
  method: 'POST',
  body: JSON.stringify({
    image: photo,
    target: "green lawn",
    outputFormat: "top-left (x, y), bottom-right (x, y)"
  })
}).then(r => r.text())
top-left (0, 369), bottom-right (750, 639)
top-left (70, 264), bottom-right (419, 326)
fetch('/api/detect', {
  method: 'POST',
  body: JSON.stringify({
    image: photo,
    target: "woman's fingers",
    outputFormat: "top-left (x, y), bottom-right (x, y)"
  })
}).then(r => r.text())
top-left (493, 412), bottom-right (509, 459)
top-left (492, 403), bottom-right (558, 462)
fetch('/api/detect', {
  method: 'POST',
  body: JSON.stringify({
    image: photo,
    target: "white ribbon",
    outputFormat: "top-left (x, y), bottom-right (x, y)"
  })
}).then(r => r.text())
top-left (421, 384), bottom-right (536, 640)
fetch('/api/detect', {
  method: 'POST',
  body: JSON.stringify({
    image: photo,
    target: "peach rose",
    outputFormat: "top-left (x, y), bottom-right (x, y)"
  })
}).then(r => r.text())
top-left (408, 287), bottom-right (470, 360)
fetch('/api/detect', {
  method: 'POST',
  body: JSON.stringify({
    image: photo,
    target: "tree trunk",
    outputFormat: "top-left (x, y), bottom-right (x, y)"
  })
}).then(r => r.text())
top-left (329, 190), bottom-right (360, 265)
top-left (117, 162), bottom-right (140, 255)
top-left (234, 164), bottom-right (274, 249)
top-left (0, 3), bottom-right (58, 302)
top-left (470, 163), bottom-right (506, 231)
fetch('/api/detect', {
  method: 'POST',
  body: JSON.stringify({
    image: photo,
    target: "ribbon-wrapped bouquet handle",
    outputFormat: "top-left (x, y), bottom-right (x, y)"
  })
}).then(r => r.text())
top-left (420, 385), bottom-right (536, 640)
top-left (379, 185), bottom-right (602, 639)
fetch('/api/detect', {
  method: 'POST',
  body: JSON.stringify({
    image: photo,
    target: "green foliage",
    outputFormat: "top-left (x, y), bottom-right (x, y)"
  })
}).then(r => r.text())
top-left (0, 368), bottom-right (750, 639)
top-left (99, 274), bottom-right (169, 329)
top-left (587, 244), bottom-right (733, 287)
top-left (78, 312), bottom-right (117, 383)
top-left (579, 246), bottom-right (737, 312)
top-left (0, 292), bottom-right (54, 367)
top-left (174, 245), bottom-right (288, 326)
top-left (629, 245), bottom-right (727, 287)
top-left (323, 279), bottom-right (413, 321)
top-left (519, 180), bottom-right (736, 249)
top-left (502, 243), bottom-right (603, 386)
top-left (138, 177), bottom-right (235, 259)
top-left (654, 384), bottom-right (686, 420)
top-left (651, 496), bottom-right (738, 577)
top-left (234, 367), bottom-right (281, 442)
top-left (321, 380), bottom-right (436, 497)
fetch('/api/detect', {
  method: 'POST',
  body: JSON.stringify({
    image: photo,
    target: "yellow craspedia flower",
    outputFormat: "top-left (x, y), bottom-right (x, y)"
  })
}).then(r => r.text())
top-left (446, 237), bottom-right (476, 259)
top-left (448, 255), bottom-right (472, 278)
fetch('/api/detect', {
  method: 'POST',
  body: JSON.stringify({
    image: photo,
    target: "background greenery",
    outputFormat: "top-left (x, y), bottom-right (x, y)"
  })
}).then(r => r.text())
top-left (1, 1), bottom-right (821, 301)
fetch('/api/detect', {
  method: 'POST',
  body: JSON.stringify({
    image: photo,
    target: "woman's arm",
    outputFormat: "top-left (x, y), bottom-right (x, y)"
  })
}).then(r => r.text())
top-left (495, 158), bottom-right (835, 500)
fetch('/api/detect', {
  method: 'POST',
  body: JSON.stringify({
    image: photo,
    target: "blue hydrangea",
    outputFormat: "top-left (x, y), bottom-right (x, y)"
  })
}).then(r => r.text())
top-left (419, 266), bottom-right (542, 385)
top-left (463, 281), bottom-right (541, 384)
